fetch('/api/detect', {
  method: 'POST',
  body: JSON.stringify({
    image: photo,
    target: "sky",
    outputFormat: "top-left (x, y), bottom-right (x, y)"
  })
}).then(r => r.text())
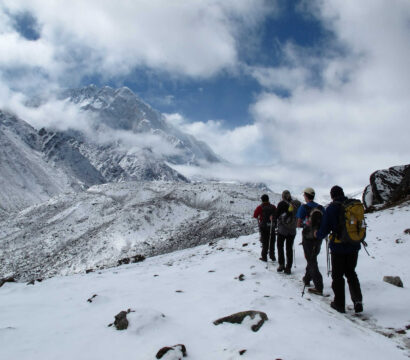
top-left (0, 0), bottom-right (409, 196)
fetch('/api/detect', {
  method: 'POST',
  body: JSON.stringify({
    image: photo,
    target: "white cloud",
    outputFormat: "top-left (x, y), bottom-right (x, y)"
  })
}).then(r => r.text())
top-left (165, 113), bottom-right (264, 164)
top-left (247, 0), bottom-right (410, 191)
top-left (0, 0), bottom-right (272, 83)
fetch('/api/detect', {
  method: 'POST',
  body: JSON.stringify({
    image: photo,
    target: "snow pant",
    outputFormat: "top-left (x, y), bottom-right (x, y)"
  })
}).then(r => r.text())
top-left (331, 251), bottom-right (362, 310)
top-left (259, 225), bottom-right (276, 260)
top-left (302, 238), bottom-right (323, 292)
top-left (277, 233), bottom-right (295, 270)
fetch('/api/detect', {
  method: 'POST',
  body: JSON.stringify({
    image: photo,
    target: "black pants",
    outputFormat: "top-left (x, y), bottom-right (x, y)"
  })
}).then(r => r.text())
top-left (303, 238), bottom-right (323, 291)
top-left (259, 225), bottom-right (276, 260)
top-left (277, 233), bottom-right (295, 270)
top-left (331, 252), bottom-right (362, 309)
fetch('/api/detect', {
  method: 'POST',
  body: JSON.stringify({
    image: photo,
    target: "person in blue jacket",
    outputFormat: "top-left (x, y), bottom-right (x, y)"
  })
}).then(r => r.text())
top-left (296, 187), bottom-right (324, 295)
top-left (316, 185), bottom-right (363, 313)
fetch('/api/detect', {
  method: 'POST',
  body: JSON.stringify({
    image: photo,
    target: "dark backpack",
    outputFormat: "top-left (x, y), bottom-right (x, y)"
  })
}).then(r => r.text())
top-left (280, 199), bottom-right (301, 230)
top-left (302, 204), bottom-right (324, 239)
top-left (260, 204), bottom-right (276, 228)
top-left (335, 199), bottom-right (366, 244)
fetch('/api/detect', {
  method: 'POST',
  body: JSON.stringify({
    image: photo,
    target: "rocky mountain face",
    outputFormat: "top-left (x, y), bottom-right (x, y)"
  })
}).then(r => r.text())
top-left (363, 164), bottom-right (410, 210)
top-left (0, 181), bottom-right (280, 281)
top-left (0, 111), bottom-right (78, 212)
top-left (61, 85), bottom-right (221, 165)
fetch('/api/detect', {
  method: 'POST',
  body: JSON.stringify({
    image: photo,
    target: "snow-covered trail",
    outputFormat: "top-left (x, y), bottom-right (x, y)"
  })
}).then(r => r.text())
top-left (1, 207), bottom-right (409, 360)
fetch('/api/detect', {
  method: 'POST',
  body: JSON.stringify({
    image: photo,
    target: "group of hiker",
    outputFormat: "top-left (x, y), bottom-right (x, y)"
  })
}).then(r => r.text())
top-left (253, 185), bottom-right (365, 314)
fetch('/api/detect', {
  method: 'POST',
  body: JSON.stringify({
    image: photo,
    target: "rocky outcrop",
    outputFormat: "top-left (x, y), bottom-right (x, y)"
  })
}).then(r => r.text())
top-left (363, 164), bottom-right (410, 209)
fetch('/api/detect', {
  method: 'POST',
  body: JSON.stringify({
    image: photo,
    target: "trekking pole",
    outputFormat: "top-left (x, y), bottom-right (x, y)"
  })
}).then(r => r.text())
top-left (302, 283), bottom-right (306, 297)
top-left (326, 236), bottom-right (331, 277)
top-left (293, 245), bottom-right (296, 268)
top-left (362, 240), bottom-right (370, 256)
top-left (267, 221), bottom-right (273, 270)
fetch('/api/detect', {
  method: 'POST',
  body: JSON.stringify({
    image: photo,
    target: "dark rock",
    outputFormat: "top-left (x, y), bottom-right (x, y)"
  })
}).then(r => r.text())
top-left (87, 294), bottom-right (97, 303)
top-left (213, 310), bottom-right (268, 332)
top-left (156, 344), bottom-right (187, 359)
top-left (363, 164), bottom-right (410, 209)
top-left (239, 349), bottom-right (247, 355)
top-left (117, 254), bottom-right (146, 266)
top-left (27, 280), bottom-right (35, 285)
top-left (238, 274), bottom-right (245, 281)
top-left (111, 310), bottom-right (129, 330)
top-left (383, 276), bottom-right (404, 288)
top-left (85, 269), bottom-right (94, 274)
top-left (0, 276), bottom-right (16, 288)
top-left (404, 229), bottom-right (410, 235)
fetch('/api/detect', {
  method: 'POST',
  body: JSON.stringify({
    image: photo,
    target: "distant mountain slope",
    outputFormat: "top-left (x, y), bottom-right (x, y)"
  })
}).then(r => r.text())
top-left (0, 181), bottom-right (280, 281)
top-left (0, 111), bottom-right (77, 212)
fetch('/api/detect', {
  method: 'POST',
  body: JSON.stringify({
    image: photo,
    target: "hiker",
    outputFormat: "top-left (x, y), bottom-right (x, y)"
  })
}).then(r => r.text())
top-left (296, 187), bottom-right (324, 295)
top-left (253, 194), bottom-right (277, 262)
top-left (316, 185), bottom-right (363, 313)
top-left (276, 190), bottom-right (300, 274)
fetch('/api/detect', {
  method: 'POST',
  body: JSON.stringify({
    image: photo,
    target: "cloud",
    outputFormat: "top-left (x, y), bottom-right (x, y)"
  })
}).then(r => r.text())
top-left (0, 0), bottom-right (272, 85)
top-left (165, 113), bottom-right (265, 164)
top-left (247, 0), bottom-right (410, 191)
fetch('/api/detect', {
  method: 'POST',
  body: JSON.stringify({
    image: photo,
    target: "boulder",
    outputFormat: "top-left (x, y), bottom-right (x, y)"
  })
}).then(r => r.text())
top-left (363, 164), bottom-right (410, 209)
top-left (213, 310), bottom-right (268, 332)
top-left (383, 276), bottom-right (404, 288)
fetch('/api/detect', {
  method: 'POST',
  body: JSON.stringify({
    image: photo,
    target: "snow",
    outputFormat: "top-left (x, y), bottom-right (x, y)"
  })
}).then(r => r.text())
top-left (1, 201), bottom-right (409, 359)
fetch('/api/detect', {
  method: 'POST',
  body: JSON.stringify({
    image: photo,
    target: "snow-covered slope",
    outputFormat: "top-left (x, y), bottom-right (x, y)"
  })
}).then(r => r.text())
top-left (0, 181), bottom-right (280, 281)
top-left (0, 111), bottom-right (78, 212)
top-left (0, 201), bottom-right (409, 360)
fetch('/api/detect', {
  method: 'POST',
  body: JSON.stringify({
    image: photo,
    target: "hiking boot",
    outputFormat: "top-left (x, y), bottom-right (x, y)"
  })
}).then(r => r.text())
top-left (302, 276), bottom-right (311, 286)
top-left (259, 257), bottom-right (267, 262)
top-left (307, 288), bottom-right (323, 296)
top-left (330, 302), bottom-right (346, 313)
top-left (354, 301), bottom-right (363, 313)
top-left (284, 267), bottom-right (291, 275)
top-left (277, 265), bottom-right (285, 272)
top-left (270, 255), bottom-right (276, 262)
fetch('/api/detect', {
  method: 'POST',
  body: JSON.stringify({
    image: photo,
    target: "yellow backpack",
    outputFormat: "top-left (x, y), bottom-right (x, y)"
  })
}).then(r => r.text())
top-left (336, 199), bottom-right (366, 244)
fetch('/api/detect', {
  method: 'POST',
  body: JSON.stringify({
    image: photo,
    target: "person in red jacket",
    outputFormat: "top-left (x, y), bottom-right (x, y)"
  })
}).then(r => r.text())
top-left (253, 194), bottom-right (277, 262)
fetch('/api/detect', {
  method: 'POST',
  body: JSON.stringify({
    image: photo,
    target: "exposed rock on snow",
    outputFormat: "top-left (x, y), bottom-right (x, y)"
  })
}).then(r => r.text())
top-left (109, 309), bottom-right (134, 330)
top-left (156, 344), bottom-right (187, 359)
top-left (383, 276), bottom-right (404, 288)
top-left (0, 276), bottom-right (16, 288)
top-left (363, 164), bottom-right (410, 209)
top-left (213, 311), bottom-right (268, 332)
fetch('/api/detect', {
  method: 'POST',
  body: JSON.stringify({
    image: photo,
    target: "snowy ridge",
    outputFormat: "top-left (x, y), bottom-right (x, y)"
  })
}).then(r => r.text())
top-left (62, 85), bottom-right (221, 165)
top-left (0, 201), bottom-right (409, 359)
top-left (0, 111), bottom-right (77, 211)
top-left (0, 181), bottom-right (280, 281)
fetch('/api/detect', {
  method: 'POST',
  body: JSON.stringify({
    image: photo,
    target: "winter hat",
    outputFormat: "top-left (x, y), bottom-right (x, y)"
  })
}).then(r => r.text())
top-left (282, 190), bottom-right (291, 201)
top-left (330, 185), bottom-right (344, 199)
top-left (303, 187), bottom-right (315, 197)
top-left (261, 194), bottom-right (269, 202)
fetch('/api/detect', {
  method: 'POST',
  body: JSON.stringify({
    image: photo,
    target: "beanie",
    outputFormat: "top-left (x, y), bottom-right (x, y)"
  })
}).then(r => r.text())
top-left (330, 185), bottom-right (344, 199)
